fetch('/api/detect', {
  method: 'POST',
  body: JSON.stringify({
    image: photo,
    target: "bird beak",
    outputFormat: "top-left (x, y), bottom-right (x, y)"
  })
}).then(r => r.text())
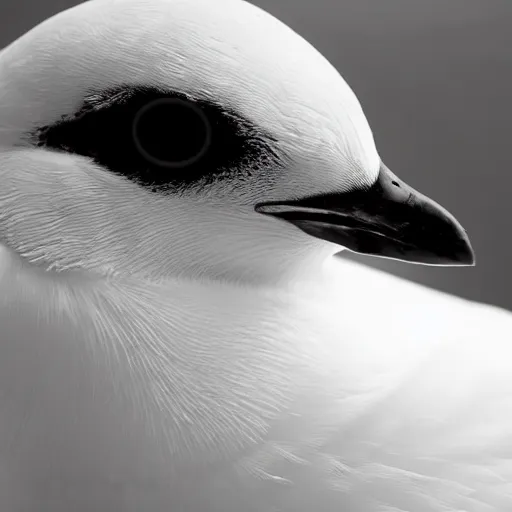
top-left (255, 162), bottom-right (475, 266)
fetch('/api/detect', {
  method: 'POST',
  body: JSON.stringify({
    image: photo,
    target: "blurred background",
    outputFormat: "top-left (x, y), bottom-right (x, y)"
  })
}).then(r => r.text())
top-left (1, 0), bottom-right (511, 310)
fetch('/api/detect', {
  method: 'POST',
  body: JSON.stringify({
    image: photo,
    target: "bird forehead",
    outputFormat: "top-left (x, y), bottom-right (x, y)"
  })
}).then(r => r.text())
top-left (0, 0), bottom-right (379, 177)
top-left (3, 2), bottom-right (360, 124)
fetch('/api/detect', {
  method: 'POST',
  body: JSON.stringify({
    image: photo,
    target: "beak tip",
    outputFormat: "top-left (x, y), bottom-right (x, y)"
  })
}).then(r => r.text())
top-left (450, 230), bottom-right (476, 267)
top-left (455, 249), bottom-right (476, 267)
top-left (463, 246), bottom-right (476, 267)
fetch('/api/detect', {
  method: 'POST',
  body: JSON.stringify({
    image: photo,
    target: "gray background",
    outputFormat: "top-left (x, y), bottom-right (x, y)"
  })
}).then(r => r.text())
top-left (1, 0), bottom-right (510, 310)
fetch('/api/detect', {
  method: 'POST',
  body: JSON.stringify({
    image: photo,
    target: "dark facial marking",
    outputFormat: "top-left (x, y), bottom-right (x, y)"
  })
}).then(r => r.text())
top-left (31, 86), bottom-right (282, 192)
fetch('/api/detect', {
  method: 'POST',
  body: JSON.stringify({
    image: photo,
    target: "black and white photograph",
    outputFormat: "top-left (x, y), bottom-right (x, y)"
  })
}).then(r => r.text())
top-left (0, 0), bottom-right (511, 510)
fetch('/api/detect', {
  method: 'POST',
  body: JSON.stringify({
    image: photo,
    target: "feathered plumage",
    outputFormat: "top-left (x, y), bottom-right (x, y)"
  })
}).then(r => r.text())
top-left (0, 1), bottom-right (510, 511)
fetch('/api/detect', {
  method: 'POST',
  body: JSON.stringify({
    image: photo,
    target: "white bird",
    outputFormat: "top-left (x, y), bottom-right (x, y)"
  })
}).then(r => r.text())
top-left (0, 0), bottom-right (511, 511)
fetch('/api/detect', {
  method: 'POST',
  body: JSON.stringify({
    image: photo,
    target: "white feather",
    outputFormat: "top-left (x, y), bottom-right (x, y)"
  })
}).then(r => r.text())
top-left (2, 246), bottom-right (512, 511)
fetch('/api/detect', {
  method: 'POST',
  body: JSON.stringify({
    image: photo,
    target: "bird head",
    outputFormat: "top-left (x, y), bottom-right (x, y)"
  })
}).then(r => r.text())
top-left (0, 0), bottom-right (474, 285)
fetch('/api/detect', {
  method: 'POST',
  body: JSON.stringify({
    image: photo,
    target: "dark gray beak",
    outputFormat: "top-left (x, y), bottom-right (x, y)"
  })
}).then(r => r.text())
top-left (255, 162), bottom-right (475, 266)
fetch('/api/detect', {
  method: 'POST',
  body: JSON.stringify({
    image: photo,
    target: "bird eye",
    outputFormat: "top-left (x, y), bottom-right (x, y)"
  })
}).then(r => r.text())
top-left (33, 86), bottom-right (281, 191)
top-left (132, 98), bottom-right (212, 169)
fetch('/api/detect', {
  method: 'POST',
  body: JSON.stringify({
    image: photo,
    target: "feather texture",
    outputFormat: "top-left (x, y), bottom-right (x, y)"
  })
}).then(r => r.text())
top-left (2, 246), bottom-right (512, 511)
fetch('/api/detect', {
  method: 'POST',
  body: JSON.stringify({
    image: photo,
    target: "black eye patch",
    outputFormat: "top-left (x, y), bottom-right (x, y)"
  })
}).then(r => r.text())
top-left (31, 86), bottom-right (281, 192)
